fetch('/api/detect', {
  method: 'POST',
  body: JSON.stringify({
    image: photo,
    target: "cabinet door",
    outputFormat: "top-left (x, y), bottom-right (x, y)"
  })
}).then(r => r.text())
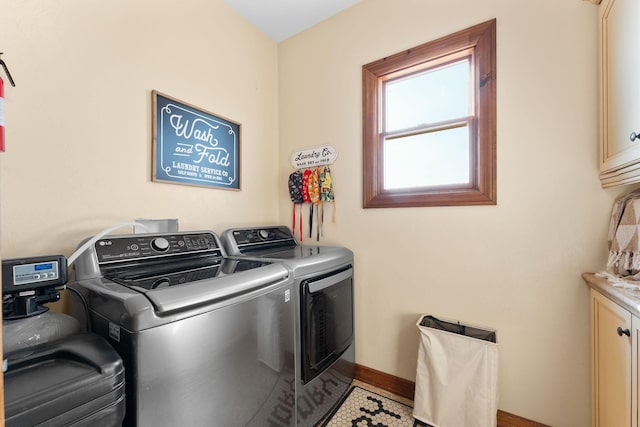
top-left (599, 0), bottom-right (640, 185)
top-left (592, 290), bottom-right (632, 427)
top-left (633, 315), bottom-right (640, 427)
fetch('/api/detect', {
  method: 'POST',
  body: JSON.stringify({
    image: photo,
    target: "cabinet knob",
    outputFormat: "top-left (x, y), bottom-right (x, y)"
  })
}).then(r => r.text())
top-left (631, 132), bottom-right (640, 142)
top-left (617, 326), bottom-right (631, 337)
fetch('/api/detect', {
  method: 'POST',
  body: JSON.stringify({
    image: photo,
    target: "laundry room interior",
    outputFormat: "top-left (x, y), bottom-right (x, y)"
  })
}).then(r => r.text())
top-left (1, 0), bottom-right (637, 426)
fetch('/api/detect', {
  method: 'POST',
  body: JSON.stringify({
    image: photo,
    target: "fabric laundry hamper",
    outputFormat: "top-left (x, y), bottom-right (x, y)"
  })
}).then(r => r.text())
top-left (414, 315), bottom-right (498, 427)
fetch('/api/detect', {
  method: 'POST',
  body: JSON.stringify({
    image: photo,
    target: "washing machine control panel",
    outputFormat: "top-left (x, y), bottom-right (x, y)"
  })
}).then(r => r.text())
top-left (95, 232), bottom-right (221, 263)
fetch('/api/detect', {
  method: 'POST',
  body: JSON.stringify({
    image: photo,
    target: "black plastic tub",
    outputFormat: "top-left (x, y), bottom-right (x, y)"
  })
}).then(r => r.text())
top-left (4, 333), bottom-right (125, 427)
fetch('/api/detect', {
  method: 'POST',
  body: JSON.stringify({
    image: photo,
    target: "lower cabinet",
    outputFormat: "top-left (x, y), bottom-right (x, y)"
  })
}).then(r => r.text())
top-left (591, 289), bottom-right (636, 427)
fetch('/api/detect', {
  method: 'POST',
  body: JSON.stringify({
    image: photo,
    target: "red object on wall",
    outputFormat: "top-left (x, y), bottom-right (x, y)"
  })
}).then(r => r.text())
top-left (0, 75), bottom-right (4, 152)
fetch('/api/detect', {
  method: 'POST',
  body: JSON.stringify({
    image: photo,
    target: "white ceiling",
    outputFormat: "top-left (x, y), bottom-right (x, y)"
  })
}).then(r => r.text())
top-left (224, 0), bottom-right (362, 43)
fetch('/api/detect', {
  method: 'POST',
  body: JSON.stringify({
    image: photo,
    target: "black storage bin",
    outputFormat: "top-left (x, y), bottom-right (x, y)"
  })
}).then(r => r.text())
top-left (4, 333), bottom-right (125, 427)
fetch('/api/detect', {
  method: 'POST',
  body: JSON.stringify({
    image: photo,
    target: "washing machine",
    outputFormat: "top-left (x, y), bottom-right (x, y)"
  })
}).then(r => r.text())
top-left (68, 230), bottom-right (296, 427)
top-left (221, 225), bottom-right (355, 427)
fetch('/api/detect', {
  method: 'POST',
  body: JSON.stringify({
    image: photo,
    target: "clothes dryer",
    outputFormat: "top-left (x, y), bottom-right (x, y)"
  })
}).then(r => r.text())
top-left (221, 225), bottom-right (355, 427)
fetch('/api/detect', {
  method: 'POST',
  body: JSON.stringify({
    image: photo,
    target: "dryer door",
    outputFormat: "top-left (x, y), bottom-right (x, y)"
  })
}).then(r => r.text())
top-left (300, 265), bottom-right (354, 384)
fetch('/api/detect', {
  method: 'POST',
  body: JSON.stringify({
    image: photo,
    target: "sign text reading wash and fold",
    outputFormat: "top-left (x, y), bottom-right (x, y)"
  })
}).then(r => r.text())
top-left (153, 91), bottom-right (240, 190)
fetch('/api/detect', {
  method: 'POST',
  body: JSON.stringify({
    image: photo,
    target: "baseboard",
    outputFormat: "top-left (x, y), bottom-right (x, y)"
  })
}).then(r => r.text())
top-left (354, 363), bottom-right (416, 400)
top-left (354, 364), bottom-right (550, 427)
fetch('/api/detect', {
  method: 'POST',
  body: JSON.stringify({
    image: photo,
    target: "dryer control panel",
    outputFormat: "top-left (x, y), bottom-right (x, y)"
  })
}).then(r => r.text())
top-left (221, 226), bottom-right (297, 255)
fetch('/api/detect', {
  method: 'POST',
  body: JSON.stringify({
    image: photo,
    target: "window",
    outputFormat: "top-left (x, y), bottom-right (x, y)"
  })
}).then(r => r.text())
top-left (362, 19), bottom-right (496, 208)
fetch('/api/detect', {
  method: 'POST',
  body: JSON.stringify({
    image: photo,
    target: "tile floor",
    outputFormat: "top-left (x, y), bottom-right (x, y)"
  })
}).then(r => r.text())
top-left (352, 379), bottom-right (414, 406)
top-left (318, 380), bottom-right (420, 427)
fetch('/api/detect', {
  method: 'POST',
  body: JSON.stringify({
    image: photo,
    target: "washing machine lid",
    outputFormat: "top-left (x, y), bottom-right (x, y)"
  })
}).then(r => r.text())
top-left (103, 257), bottom-right (289, 314)
top-left (104, 255), bottom-right (273, 290)
top-left (74, 231), bottom-right (291, 314)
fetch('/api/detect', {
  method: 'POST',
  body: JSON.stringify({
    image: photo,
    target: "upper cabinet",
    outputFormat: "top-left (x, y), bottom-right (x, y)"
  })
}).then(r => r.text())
top-left (600, 0), bottom-right (640, 187)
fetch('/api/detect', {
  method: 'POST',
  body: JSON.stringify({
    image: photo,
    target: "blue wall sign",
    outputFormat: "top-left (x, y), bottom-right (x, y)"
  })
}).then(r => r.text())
top-left (152, 91), bottom-right (240, 190)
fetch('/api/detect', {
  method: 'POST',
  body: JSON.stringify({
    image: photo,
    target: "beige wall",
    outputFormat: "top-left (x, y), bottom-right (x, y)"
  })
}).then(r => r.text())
top-left (278, 0), bottom-right (629, 425)
top-left (1, 0), bottom-right (635, 425)
top-left (0, 0), bottom-right (280, 259)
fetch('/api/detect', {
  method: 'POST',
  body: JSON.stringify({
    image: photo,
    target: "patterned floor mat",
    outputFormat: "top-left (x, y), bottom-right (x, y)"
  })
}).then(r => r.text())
top-left (320, 386), bottom-right (417, 427)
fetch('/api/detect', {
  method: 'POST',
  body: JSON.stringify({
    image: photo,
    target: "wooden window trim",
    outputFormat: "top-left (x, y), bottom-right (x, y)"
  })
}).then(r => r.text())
top-left (362, 19), bottom-right (497, 208)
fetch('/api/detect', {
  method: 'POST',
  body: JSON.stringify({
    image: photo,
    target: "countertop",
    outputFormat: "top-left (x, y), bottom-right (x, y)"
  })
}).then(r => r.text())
top-left (583, 272), bottom-right (640, 316)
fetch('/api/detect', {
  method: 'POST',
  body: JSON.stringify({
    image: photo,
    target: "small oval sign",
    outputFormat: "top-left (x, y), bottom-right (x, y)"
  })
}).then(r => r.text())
top-left (290, 145), bottom-right (338, 169)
